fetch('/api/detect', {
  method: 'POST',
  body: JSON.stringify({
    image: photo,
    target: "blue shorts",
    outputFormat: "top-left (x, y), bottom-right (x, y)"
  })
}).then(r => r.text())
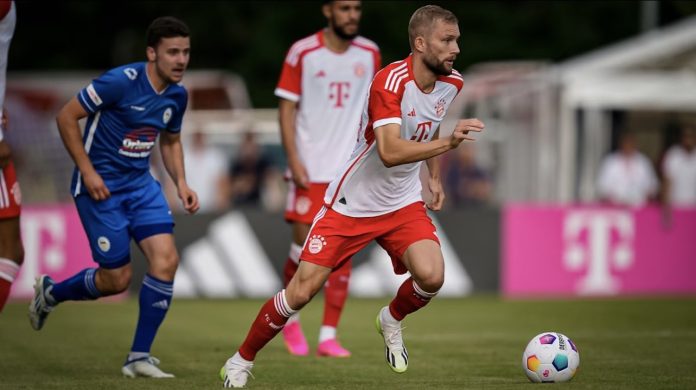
top-left (74, 179), bottom-right (174, 269)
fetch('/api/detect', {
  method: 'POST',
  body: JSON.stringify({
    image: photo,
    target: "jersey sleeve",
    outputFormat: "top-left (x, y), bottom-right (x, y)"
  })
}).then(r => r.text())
top-left (77, 69), bottom-right (128, 114)
top-left (274, 52), bottom-right (302, 102)
top-left (166, 91), bottom-right (188, 133)
top-left (368, 71), bottom-right (402, 129)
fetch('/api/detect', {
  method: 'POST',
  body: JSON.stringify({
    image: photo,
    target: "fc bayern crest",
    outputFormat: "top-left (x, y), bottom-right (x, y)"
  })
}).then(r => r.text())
top-left (308, 234), bottom-right (327, 254)
top-left (354, 62), bottom-right (366, 78)
top-left (163, 107), bottom-right (173, 124)
top-left (295, 196), bottom-right (311, 215)
top-left (435, 98), bottom-right (446, 117)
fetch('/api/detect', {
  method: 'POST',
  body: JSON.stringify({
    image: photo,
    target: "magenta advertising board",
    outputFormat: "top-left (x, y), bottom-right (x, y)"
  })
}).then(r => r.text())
top-left (503, 205), bottom-right (696, 296)
top-left (10, 205), bottom-right (96, 299)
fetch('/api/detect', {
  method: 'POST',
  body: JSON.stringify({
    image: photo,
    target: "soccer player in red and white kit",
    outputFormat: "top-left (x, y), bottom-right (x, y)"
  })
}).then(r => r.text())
top-left (220, 5), bottom-right (483, 387)
top-left (275, 0), bottom-right (380, 358)
top-left (0, 0), bottom-right (23, 313)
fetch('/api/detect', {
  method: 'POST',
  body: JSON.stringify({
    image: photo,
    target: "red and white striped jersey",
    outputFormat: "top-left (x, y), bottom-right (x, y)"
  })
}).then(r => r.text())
top-left (324, 55), bottom-right (464, 217)
top-left (275, 31), bottom-right (381, 182)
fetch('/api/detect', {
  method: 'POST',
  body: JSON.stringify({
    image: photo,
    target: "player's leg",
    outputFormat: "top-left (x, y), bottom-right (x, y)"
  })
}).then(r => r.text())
top-left (221, 206), bottom-right (368, 387)
top-left (0, 162), bottom-right (24, 312)
top-left (317, 256), bottom-right (352, 357)
top-left (281, 221), bottom-right (311, 356)
top-left (280, 182), bottom-right (322, 356)
top-left (221, 261), bottom-right (331, 388)
top-left (0, 217), bottom-right (23, 312)
top-left (29, 193), bottom-right (132, 330)
top-left (122, 180), bottom-right (177, 378)
top-left (376, 202), bottom-right (443, 373)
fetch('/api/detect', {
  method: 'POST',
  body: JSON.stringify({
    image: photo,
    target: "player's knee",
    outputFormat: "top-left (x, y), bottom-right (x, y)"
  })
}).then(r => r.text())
top-left (286, 286), bottom-right (315, 310)
top-left (149, 250), bottom-right (179, 278)
top-left (415, 271), bottom-right (444, 293)
top-left (98, 267), bottom-right (132, 294)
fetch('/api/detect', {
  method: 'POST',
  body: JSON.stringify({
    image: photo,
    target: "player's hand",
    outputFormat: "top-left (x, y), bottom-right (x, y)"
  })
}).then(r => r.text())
top-left (289, 159), bottom-right (309, 189)
top-left (178, 183), bottom-right (200, 214)
top-left (427, 176), bottom-right (445, 211)
top-left (83, 171), bottom-right (111, 201)
top-left (450, 118), bottom-right (484, 148)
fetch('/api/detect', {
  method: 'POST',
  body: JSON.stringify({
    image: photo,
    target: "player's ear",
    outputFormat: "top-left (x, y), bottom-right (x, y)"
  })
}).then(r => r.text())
top-left (146, 46), bottom-right (157, 62)
top-left (414, 36), bottom-right (426, 53)
top-left (322, 3), bottom-right (332, 20)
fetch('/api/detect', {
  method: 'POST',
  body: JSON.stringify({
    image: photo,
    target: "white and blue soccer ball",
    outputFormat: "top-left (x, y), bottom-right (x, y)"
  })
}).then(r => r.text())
top-left (522, 332), bottom-right (580, 383)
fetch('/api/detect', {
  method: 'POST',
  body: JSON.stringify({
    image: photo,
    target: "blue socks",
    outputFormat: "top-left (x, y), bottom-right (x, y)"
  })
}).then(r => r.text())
top-left (130, 274), bottom-right (173, 354)
top-left (50, 268), bottom-right (101, 304)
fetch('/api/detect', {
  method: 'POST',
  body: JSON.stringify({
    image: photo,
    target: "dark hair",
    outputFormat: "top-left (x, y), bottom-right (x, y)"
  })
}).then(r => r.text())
top-left (146, 16), bottom-right (190, 48)
top-left (408, 5), bottom-right (458, 50)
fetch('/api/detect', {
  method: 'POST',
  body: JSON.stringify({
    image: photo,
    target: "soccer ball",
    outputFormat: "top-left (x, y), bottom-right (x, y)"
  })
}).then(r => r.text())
top-left (522, 332), bottom-right (580, 383)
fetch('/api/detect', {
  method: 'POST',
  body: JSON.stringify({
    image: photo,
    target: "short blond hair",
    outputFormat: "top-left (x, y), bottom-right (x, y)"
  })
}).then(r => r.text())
top-left (408, 5), bottom-right (458, 50)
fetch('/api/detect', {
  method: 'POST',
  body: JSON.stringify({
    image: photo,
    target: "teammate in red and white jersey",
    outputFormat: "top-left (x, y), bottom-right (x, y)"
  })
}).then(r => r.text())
top-left (275, 0), bottom-right (380, 358)
top-left (0, 0), bottom-right (24, 313)
top-left (220, 5), bottom-right (483, 387)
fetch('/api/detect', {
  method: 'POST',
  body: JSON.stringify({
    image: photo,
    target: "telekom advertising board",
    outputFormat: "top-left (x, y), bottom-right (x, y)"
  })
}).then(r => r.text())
top-left (503, 205), bottom-right (696, 296)
top-left (10, 205), bottom-right (94, 299)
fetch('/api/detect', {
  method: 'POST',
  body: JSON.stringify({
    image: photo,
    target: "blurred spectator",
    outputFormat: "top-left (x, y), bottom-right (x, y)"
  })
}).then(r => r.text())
top-left (597, 131), bottom-right (658, 207)
top-left (222, 131), bottom-right (279, 208)
top-left (443, 143), bottom-right (492, 208)
top-left (661, 124), bottom-right (696, 207)
top-left (183, 129), bottom-right (227, 212)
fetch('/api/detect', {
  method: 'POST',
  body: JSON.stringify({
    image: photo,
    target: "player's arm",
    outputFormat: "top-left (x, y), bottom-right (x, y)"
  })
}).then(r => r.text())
top-left (278, 98), bottom-right (308, 189)
top-left (159, 131), bottom-right (199, 214)
top-left (425, 126), bottom-right (445, 211)
top-left (56, 97), bottom-right (111, 200)
top-left (374, 119), bottom-right (484, 168)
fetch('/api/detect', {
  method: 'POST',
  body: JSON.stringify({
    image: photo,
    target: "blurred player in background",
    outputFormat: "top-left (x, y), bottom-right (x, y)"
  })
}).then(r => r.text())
top-left (275, 0), bottom-right (380, 357)
top-left (29, 16), bottom-right (198, 378)
top-left (0, 0), bottom-right (23, 313)
top-left (221, 5), bottom-right (483, 387)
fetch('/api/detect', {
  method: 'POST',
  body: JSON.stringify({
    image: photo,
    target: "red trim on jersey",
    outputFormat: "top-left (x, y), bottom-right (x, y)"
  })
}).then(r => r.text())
top-left (328, 140), bottom-right (375, 207)
top-left (351, 41), bottom-right (382, 73)
top-left (276, 31), bottom-right (323, 97)
top-left (437, 71), bottom-right (464, 91)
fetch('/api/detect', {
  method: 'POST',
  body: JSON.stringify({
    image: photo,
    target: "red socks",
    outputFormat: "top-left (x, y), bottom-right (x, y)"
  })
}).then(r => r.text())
top-left (388, 278), bottom-right (438, 321)
top-left (322, 259), bottom-right (351, 327)
top-left (239, 290), bottom-right (297, 361)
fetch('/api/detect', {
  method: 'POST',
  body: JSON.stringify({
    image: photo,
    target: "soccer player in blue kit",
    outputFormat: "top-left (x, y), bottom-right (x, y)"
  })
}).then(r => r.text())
top-left (28, 16), bottom-right (199, 378)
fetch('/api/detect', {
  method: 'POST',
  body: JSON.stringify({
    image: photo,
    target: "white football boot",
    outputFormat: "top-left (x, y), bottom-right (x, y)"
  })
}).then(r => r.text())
top-left (28, 275), bottom-right (56, 330)
top-left (122, 356), bottom-right (175, 378)
top-left (376, 306), bottom-right (408, 373)
top-left (220, 355), bottom-right (254, 388)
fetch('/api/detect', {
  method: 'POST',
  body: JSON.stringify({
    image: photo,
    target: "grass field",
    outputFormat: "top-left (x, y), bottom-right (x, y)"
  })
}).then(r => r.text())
top-left (2, 296), bottom-right (695, 389)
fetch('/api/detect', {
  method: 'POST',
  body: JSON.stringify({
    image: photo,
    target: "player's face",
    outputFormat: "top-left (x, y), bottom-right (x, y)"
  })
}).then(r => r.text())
top-left (327, 1), bottom-right (361, 40)
top-left (150, 36), bottom-right (190, 84)
top-left (423, 20), bottom-right (460, 76)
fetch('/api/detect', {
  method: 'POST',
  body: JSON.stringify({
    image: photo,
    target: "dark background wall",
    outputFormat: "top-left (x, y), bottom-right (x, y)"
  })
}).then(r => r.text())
top-left (9, 1), bottom-right (696, 107)
top-left (130, 207), bottom-right (501, 294)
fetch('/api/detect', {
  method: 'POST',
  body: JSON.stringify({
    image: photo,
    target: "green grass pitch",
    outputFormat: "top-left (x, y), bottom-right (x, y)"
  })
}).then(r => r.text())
top-left (2, 296), bottom-right (695, 389)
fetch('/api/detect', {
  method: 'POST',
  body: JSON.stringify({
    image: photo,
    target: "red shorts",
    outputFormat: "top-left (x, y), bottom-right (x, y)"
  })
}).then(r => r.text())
top-left (300, 201), bottom-right (440, 274)
top-left (0, 161), bottom-right (21, 219)
top-left (284, 182), bottom-right (329, 225)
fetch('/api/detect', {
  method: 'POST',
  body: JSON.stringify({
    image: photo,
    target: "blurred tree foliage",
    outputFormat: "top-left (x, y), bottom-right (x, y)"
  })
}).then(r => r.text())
top-left (8, 1), bottom-right (696, 107)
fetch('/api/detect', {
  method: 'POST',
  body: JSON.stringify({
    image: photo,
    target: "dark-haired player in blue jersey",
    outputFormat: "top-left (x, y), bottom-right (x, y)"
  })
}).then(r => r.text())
top-left (28, 16), bottom-right (199, 379)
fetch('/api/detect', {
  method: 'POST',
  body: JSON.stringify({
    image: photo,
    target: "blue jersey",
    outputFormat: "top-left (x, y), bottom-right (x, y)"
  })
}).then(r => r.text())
top-left (72, 62), bottom-right (188, 196)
